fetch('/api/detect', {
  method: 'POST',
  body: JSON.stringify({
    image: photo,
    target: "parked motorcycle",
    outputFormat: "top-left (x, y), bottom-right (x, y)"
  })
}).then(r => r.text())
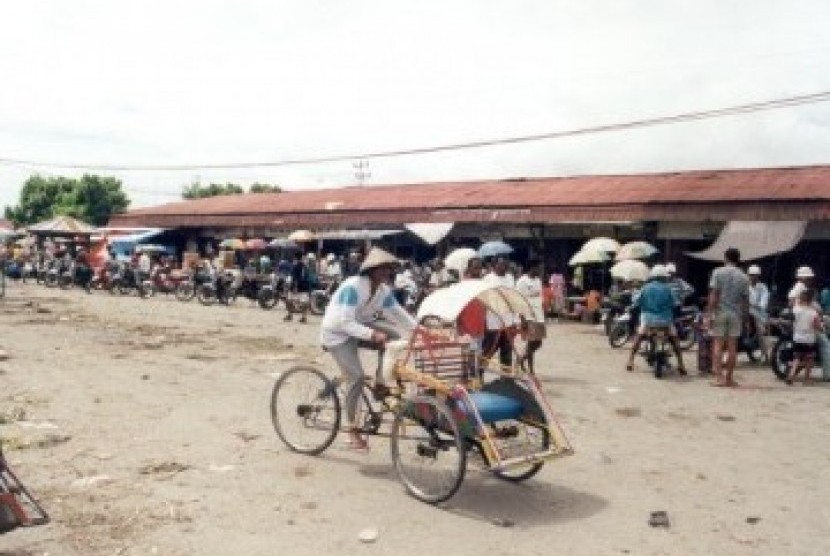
top-left (141, 268), bottom-right (189, 298)
top-left (309, 277), bottom-right (340, 316)
top-left (608, 304), bottom-right (696, 350)
top-left (770, 309), bottom-right (829, 381)
top-left (247, 272), bottom-right (290, 310)
top-left (58, 262), bottom-right (93, 292)
top-left (196, 273), bottom-right (237, 306)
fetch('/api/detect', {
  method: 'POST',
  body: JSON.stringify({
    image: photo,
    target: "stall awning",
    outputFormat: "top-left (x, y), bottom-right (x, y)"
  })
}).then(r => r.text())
top-left (314, 229), bottom-right (402, 241)
top-left (405, 223), bottom-right (454, 245)
top-left (687, 221), bottom-right (807, 262)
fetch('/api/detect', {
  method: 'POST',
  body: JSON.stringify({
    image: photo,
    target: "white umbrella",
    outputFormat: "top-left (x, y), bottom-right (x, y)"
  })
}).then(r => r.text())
top-left (444, 248), bottom-right (478, 276)
top-left (287, 229), bottom-right (316, 242)
top-left (616, 241), bottom-right (658, 261)
top-left (568, 248), bottom-right (611, 266)
top-left (581, 237), bottom-right (621, 253)
top-left (610, 259), bottom-right (649, 282)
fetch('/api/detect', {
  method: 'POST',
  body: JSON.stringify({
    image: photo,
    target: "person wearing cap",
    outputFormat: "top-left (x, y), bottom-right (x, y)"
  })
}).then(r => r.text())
top-left (625, 265), bottom-right (686, 374)
top-left (285, 251), bottom-right (310, 323)
top-left (666, 263), bottom-right (695, 313)
top-left (706, 247), bottom-right (749, 387)
top-left (747, 265), bottom-right (770, 360)
top-left (788, 266), bottom-right (816, 306)
top-left (788, 266), bottom-right (830, 379)
top-left (320, 247), bottom-right (417, 449)
top-left (324, 253), bottom-right (342, 281)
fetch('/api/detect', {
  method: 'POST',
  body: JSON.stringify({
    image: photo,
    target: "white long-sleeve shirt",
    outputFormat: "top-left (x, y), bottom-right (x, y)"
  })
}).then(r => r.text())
top-left (516, 274), bottom-right (544, 323)
top-left (483, 271), bottom-right (516, 329)
top-left (748, 281), bottom-right (770, 320)
top-left (320, 275), bottom-right (417, 347)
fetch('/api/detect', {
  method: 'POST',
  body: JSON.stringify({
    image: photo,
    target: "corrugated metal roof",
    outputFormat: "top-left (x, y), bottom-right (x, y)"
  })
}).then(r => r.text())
top-left (112, 165), bottom-right (830, 227)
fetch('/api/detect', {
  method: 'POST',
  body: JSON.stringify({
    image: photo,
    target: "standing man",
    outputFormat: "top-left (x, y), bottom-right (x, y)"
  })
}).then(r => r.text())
top-left (516, 258), bottom-right (546, 374)
top-left (284, 251), bottom-right (309, 323)
top-left (747, 265), bottom-right (770, 361)
top-left (483, 256), bottom-right (517, 367)
top-left (706, 248), bottom-right (750, 387)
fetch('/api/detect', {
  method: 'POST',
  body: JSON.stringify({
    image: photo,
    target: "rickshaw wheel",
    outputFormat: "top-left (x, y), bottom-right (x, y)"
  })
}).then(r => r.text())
top-left (271, 365), bottom-right (341, 455)
top-left (492, 425), bottom-right (550, 482)
top-left (390, 395), bottom-right (466, 504)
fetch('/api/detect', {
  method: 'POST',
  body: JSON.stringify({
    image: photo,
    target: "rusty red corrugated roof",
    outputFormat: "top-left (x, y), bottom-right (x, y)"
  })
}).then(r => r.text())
top-left (121, 165), bottom-right (830, 218)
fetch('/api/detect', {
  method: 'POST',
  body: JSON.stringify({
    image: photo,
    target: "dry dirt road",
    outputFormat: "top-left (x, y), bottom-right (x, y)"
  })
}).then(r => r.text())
top-left (1, 282), bottom-right (828, 556)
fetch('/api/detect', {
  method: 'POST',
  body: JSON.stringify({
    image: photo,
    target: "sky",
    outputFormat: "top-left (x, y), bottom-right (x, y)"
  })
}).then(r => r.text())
top-left (1, 0), bottom-right (829, 212)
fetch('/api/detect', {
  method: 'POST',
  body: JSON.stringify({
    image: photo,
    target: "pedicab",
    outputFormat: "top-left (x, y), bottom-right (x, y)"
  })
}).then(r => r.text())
top-left (270, 280), bottom-right (574, 503)
top-left (0, 441), bottom-right (50, 534)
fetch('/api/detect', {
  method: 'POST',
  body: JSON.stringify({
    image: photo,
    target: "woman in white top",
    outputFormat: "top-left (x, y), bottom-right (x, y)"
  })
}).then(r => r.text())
top-left (516, 258), bottom-right (546, 374)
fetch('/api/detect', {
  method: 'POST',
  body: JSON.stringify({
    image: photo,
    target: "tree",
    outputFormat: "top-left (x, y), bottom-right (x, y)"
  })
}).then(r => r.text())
top-left (4, 174), bottom-right (131, 226)
top-left (249, 183), bottom-right (281, 194)
top-left (182, 182), bottom-right (245, 199)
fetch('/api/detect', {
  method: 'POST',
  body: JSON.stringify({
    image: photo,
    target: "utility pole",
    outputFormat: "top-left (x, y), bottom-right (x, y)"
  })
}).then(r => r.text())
top-left (353, 159), bottom-right (371, 186)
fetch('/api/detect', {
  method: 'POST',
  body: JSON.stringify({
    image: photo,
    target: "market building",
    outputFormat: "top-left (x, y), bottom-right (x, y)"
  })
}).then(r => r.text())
top-left (110, 164), bottom-right (830, 298)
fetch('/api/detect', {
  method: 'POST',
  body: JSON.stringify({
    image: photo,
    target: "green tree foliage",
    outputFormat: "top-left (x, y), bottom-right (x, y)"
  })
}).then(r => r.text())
top-left (249, 183), bottom-right (281, 194)
top-left (181, 182), bottom-right (245, 199)
top-left (181, 182), bottom-right (281, 198)
top-left (4, 174), bottom-right (131, 226)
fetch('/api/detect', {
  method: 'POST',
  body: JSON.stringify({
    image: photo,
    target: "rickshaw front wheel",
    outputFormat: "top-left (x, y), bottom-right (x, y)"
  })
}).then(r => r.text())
top-left (492, 425), bottom-right (549, 482)
top-left (271, 365), bottom-right (341, 455)
top-left (390, 395), bottom-right (466, 504)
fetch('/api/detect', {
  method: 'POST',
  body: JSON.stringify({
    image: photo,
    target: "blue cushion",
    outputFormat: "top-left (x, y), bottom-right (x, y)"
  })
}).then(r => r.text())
top-left (466, 392), bottom-right (524, 423)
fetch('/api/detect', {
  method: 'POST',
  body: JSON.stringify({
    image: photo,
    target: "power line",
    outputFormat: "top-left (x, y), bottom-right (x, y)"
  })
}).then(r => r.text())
top-left (1, 90), bottom-right (829, 172)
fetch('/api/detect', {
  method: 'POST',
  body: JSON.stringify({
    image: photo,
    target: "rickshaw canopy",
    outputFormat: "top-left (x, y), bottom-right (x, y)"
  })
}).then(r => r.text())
top-left (416, 280), bottom-right (535, 324)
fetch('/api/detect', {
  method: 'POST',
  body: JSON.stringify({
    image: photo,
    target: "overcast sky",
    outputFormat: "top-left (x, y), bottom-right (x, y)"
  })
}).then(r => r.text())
top-left (1, 0), bottom-right (829, 212)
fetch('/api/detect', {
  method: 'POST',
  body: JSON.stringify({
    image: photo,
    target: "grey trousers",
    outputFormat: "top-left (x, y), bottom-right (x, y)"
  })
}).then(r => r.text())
top-left (326, 322), bottom-right (401, 425)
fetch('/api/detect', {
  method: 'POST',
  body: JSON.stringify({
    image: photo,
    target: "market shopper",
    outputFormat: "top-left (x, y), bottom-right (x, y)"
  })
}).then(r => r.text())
top-left (788, 266), bottom-right (830, 380)
top-left (482, 257), bottom-right (516, 367)
top-left (516, 258), bottom-right (546, 374)
top-left (747, 265), bottom-right (771, 361)
top-left (706, 248), bottom-right (749, 387)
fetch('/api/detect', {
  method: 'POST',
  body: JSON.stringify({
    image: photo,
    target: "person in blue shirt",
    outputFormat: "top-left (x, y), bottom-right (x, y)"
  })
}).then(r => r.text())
top-left (625, 265), bottom-right (686, 374)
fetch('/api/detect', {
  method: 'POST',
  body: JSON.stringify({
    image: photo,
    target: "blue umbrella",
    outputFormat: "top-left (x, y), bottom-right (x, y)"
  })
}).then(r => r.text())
top-left (478, 240), bottom-right (513, 258)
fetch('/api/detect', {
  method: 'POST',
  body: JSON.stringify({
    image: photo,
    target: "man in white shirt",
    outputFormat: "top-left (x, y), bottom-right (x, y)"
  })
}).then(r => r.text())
top-left (321, 247), bottom-right (417, 449)
top-left (515, 258), bottom-right (546, 374)
top-left (747, 265), bottom-right (770, 361)
top-left (482, 257), bottom-right (517, 367)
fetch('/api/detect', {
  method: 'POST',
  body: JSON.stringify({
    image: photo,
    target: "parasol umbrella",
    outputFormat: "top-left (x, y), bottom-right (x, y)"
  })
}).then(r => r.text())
top-left (581, 237), bottom-right (621, 254)
top-left (268, 238), bottom-right (301, 250)
top-left (477, 240), bottom-right (513, 258)
top-left (444, 247), bottom-right (478, 276)
top-left (135, 244), bottom-right (167, 254)
top-left (287, 229), bottom-right (316, 243)
top-left (219, 238), bottom-right (245, 250)
top-left (245, 238), bottom-right (267, 250)
top-left (610, 259), bottom-right (649, 282)
top-left (568, 248), bottom-right (611, 266)
top-left (616, 241), bottom-right (658, 261)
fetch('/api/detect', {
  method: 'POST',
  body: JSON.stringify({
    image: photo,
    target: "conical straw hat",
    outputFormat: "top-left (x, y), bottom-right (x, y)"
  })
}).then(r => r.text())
top-left (359, 247), bottom-right (399, 273)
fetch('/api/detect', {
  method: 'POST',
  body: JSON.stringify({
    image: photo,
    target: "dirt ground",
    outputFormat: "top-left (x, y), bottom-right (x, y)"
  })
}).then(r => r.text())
top-left (1, 282), bottom-right (828, 556)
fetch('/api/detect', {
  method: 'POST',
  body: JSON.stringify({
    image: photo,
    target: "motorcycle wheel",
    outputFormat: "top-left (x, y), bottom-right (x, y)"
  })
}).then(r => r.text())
top-left (197, 285), bottom-right (216, 306)
top-left (59, 275), bottom-right (72, 290)
top-left (309, 291), bottom-right (328, 316)
top-left (175, 282), bottom-right (195, 302)
top-left (677, 326), bottom-right (697, 351)
top-left (608, 322), bottom-right (631, 348)
top-left (221, 288), bottom-right (237, 306)
top-left (139, 282), bottom-right (155, 299)
top-left (771, 338), bottom-right (792, 380)
top-left (258, 289), bottom-right (277, 310)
